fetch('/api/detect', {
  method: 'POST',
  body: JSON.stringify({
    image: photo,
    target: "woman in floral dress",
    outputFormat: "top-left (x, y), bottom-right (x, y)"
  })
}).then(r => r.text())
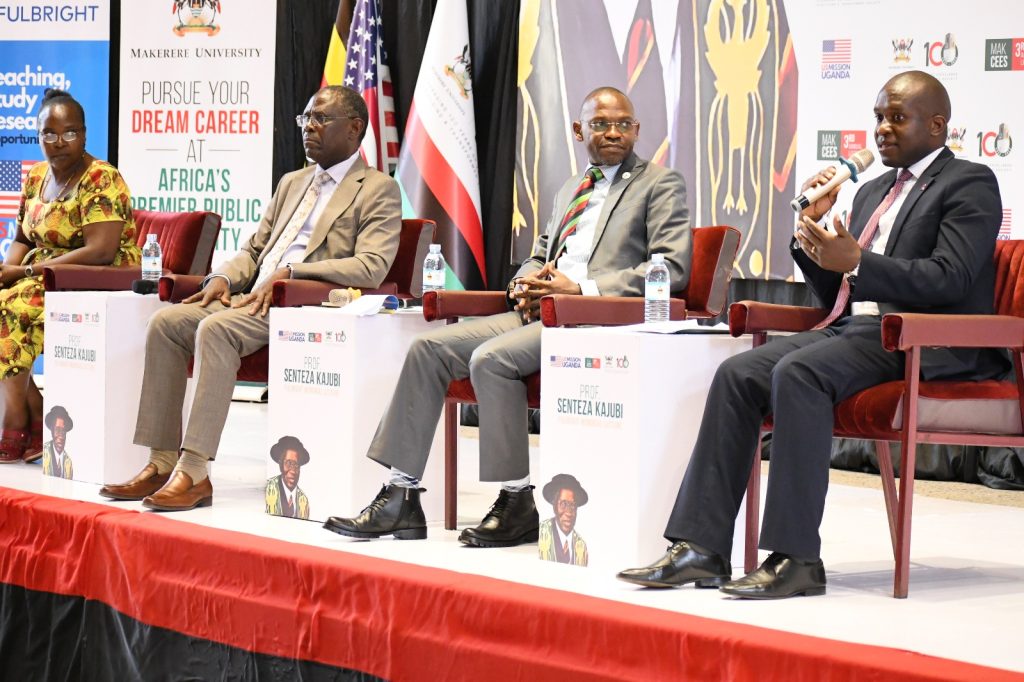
top-left (0, 89), bottom-right (140, 463)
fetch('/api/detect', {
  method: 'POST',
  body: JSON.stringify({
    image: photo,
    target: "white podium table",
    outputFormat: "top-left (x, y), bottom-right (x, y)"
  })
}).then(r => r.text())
top-left (42, 291), bottom-right (169, 483)
top-left (267, 307), bottom-right (445, 523)
top-left (539, 326), bottom-right (750, 571)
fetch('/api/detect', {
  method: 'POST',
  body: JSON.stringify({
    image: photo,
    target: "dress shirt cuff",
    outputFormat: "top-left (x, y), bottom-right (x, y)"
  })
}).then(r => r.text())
top-left (579, 279), bottom-right (600, 297)
top-left (202, 273), bottom-right (231, 289)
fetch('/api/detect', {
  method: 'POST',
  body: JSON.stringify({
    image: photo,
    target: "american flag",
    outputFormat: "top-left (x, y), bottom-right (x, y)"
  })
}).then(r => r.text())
top-left (0, 160), bottom-right (34, 220)
top-left (822, 39), bottom-right (852, 65)
top-left (999, 208), bottom-right (1012, 240)
top-left (342, 0), bottom-right (399, 174)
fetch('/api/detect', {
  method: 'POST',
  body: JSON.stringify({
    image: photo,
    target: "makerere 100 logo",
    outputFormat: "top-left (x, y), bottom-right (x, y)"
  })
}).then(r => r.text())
top-left (985, 39), bottom-right (1024, 71)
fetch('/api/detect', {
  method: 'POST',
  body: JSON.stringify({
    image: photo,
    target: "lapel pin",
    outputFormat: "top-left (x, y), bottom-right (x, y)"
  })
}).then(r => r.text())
top-left (919, 182), bottom-right (929, 191)
top-left (622, 171), bottom-right (631, 179)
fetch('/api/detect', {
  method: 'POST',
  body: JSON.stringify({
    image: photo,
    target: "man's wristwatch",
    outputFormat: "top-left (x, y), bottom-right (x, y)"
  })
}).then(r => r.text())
top-left (24, 264), bottom-right (35, 278)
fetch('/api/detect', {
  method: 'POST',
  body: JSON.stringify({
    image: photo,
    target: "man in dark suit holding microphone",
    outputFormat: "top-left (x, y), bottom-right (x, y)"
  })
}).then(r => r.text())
top-left (617, 70), bottom-right (1008, 598)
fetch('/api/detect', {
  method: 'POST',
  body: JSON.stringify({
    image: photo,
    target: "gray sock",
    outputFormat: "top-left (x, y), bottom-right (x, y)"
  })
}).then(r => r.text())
top-left (174, 450), bottom-right (209, 483)
top-left (149, 448), bottom-right (178, 475)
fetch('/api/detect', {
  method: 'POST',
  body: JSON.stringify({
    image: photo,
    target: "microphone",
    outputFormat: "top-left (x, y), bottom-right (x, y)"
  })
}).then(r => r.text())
top-left (790, 149), bottom-right (875, 212)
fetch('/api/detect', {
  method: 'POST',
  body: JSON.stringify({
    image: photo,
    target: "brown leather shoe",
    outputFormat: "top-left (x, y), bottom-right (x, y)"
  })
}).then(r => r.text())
top-left (142, 471), bottom-right (213, 512)
top-left (99, 463), bottom-right (171, 501)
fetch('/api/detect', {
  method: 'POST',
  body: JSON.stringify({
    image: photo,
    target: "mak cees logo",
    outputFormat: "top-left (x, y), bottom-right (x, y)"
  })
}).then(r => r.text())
top-left (985, 39), bottom-right (1024, 71)
top-left (817, 130), bottom-right (867, 161)
top-left (977, 123), bottom-right (1013, 158)
top-left (923, 33), bottom-right (958, 67)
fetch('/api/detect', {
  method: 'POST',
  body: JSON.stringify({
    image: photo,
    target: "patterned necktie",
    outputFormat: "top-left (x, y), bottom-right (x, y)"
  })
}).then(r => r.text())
top-left (562, 540), bottom-right (569, 556)
top-left (815, 168), bottom-right (915, 329)
top-left (256, 172), bottom-right (333, 285)
top-left (552, 167), bottom-right (604, 259)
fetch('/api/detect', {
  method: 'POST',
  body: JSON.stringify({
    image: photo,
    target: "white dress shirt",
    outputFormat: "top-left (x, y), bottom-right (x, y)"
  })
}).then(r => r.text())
top-left (556, 163), bottom-right (621, 296)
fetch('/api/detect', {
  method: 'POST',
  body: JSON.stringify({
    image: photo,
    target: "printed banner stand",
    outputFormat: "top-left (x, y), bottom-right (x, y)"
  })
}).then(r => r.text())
top-left (266, 308), bottom-right (444, 523)
top-left (538, 327), bottom-right (749, 571)
top-left (117, 0), bottom-right (277, 269)
top-left (41, 291), bottom-right (167, 483)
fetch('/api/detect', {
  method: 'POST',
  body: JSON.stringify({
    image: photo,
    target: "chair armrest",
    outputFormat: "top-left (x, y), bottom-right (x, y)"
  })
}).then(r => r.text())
top-left (270, 280), bottom-right (399, 308)
top-left (423, 290), bottom-right (508, 321)
top-left (272, 280), bottom-right (336, 307)
top-left (882, 313), bottom-right (1024, 352)
top-left (158, 274), bottom-right (204, 303)
top-left (42, 264), bottom-right (144, 292)
top-left (728, 301), bottom-right (829, 337)
top-left (539, 295), bottom-right (688, 327)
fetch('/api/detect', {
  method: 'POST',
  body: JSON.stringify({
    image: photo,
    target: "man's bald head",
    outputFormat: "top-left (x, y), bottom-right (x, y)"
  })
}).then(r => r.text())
top-left (874, 70), bottom-right (950, 168)
top-left (884, 70), bottom-right (950, 124)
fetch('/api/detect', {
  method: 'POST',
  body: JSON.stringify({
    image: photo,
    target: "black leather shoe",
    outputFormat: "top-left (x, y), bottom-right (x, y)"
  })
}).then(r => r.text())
top-left (458, 487), bottom-right (539, 548)
top-left (616, 541), bottom-right (732, 588)
top-left (323, 484), bottom-right (427, 540)
top-left (719, 551), bottom-right (826, 599)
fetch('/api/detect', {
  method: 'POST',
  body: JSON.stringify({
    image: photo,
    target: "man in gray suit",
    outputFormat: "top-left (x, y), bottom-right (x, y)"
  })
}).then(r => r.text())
top-left (324, 86), bottom-right (691, 546)
top-left (100, 85), bottom-right (401, 511)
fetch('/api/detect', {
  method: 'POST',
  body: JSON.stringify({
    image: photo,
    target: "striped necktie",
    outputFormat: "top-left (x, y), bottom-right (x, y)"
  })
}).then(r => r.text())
top-left (256, 172), bottom-right (333, 286)
top-left (553, 167), bottom-right (604, 259)
top-left (815, 168), bottom-right (915, 329)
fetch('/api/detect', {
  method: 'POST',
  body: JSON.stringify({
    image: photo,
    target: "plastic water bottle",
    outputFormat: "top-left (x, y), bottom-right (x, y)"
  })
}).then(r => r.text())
top-left (141, 233), bottom-right (163, 282)
top-left (644, 253), bottom-right (670, 323)
top-left (422, 243), bottom-right (446, 293)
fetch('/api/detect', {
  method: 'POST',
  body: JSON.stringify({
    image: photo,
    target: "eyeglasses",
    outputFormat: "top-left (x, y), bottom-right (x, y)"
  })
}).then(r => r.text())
top-left (556, 500), bottom-right (577, 512)
top-left (585, 120), bottom-right (638, 134)
top-left (39, 130), bottom-right (81, 144)
top-left (295, 113), bottom-right (356, 128)
top-left (282, 460), bottom-right (301, 471)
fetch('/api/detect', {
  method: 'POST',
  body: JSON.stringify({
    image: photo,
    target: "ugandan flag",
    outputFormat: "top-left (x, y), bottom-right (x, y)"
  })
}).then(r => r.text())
top-left (394, 0), bottom-right (486, 291)
top-left (321, 0), bottom-right (354, 87)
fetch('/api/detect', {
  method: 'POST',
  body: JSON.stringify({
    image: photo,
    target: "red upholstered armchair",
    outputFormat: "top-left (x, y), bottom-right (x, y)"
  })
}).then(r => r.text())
top-left (158, 218), bottom-right (435, 384)
top-left (426, 225), bottom-right (741, 529)
top-left (42, 210), bottom-right (221, 292)
top-left (732, 238), bottom-right (1024, 598)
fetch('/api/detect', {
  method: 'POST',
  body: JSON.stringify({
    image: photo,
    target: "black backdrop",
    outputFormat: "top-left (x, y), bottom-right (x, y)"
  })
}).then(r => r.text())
top-left (271, 0), bottom-right (520, 291)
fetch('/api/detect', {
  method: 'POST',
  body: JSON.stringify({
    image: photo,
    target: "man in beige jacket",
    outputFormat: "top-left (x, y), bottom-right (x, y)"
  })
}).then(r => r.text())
top-left (100, 85), bottom-right (401, 511)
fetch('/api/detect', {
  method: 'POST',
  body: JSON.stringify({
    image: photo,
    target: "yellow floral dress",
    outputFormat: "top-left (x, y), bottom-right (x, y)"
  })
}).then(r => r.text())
top-left (0, 160), bottom-right (141, 379)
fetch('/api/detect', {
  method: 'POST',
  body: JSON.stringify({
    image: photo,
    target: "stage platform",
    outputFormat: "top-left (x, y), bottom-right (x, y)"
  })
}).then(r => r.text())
top-left (2, 402), bottom-right (1024, 681)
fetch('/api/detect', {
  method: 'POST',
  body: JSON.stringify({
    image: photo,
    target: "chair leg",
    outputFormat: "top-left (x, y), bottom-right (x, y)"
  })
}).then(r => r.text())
top-left (893, 350), bottom-right (922, 599)
top-left (444, 400), bottom-right (458, 530)
top-left (894, 432), bottom-right (917, 599)
top-left (744, 437), bottom-right (762, 573)
top-left (874, 441), bottom-right (898, 560)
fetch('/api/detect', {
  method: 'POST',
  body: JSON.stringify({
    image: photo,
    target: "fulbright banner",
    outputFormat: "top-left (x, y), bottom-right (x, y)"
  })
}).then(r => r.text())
top-left (0, 0), bottom-right (110, 259)
top-left (118, 0), bottom-right (276, 268)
